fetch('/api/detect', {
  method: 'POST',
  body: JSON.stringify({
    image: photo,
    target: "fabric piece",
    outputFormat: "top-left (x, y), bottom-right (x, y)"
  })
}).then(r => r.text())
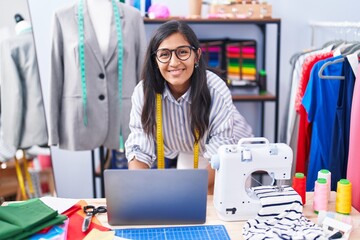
top-left (0, 198), bottom-right (67, 240)
top-left (295, 52), bottom-right (334, 174)
top-left (62, 200), bottom-right (110, 240)
top-left (243, 186), bottom-right (326, 240)
top-left (328, 58), bottom-right (355, 191)
top-left (302, 56), bottom-right (343, 191)
top-left (347, 63), bottom-right (360, 211)
top-left (243, 202), bottom-right (325, 240)
top-left (252, 186), bottom-right (302, 220)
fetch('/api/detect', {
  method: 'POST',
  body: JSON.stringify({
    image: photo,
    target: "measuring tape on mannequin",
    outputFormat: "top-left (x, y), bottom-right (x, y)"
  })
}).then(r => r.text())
top-left (156, 93), bottom-right (199, 169)
top-left (78, 0), bottom-right (125, 150)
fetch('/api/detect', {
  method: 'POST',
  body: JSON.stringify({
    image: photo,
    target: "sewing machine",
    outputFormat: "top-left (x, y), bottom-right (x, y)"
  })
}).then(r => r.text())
top-left (210, 137), bottom-right (293, 221)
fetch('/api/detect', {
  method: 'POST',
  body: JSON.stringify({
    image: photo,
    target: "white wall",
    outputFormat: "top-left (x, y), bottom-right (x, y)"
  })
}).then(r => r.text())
top-left (23, 0), bottom-right (360, 197)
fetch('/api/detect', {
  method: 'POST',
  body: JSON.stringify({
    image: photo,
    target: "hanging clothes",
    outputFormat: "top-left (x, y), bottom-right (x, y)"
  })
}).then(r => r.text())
top-left (294, 51), bottom-right (334, 174)
top-left (0, 31), bottom-right (48, 149)
top-left (328, 57), bottom-right (355, 191)
top-left (347, 63), bottom-right (360, 212)
top-left (302, 55), bottom-right (343, 191)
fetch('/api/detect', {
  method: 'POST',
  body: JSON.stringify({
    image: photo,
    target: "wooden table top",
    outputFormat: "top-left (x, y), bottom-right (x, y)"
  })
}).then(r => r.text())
top-left (88, 192), bottom-right (360, 239)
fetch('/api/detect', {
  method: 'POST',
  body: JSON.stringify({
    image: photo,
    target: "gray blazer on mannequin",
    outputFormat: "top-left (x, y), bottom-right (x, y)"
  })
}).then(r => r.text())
top-left (0, 31), bottom-right (48, 149)
top-left (49, 1), bottom-right (147, 151)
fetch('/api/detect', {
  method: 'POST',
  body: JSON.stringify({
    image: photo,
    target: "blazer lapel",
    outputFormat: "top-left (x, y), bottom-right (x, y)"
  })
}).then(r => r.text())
top-left (75, 0), bottom-right (104, 68)
top-left (105, 2), bottom-right (124, 66)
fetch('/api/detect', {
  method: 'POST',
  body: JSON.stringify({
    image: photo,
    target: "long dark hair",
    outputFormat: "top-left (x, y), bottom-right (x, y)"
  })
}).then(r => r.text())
top-left (141, 20), bottom-right (211, 143)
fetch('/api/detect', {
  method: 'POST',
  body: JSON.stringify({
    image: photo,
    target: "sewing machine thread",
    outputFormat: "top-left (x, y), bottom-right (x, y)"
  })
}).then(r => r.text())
top-left (318, 169), bottom-right (331, 202)
top-left (292, 172), bottom-right (306, 205)
top-left (335, 179), bottom-right (352, 215)
top-left (313, 178), bottom-right (328, 213)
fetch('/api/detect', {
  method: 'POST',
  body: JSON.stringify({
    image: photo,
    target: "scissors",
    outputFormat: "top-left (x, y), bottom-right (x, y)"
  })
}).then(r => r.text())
top-left (81, 205), bottom-right (107, 232)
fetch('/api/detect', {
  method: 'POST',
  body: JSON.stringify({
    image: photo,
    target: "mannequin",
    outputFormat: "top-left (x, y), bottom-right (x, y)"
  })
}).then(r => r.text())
top-left (87, 0), bottom-right (112, 57)
top-left (14, 14), bottom-right (32, 35)
top-left (49, 0), bottom-right (147, 151)
top-left (0, 14), bottom-right (48, 149)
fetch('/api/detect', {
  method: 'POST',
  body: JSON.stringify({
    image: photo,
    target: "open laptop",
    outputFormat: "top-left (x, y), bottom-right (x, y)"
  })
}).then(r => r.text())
top-left (104, 169), bottom-right (208, 225)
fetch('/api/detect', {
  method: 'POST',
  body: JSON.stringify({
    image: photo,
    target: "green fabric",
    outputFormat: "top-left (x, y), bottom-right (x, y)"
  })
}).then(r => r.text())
top-left (0, 198), bottom-right (67, 240)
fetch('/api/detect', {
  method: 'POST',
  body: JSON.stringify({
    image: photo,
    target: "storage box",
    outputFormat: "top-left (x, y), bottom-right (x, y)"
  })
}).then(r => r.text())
top-left (208, 2), bottom-right (272, 19)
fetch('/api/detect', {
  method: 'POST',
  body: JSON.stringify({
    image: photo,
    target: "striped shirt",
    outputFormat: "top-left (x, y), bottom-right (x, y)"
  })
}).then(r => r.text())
top-left (243, 186), bottom-right (325, 239)
top-left (125, 70), bottom-right (253, 167)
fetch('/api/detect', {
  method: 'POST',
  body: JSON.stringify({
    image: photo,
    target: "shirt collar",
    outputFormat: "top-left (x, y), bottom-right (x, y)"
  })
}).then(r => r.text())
top-left (163, 83), bottom-right (192, 104)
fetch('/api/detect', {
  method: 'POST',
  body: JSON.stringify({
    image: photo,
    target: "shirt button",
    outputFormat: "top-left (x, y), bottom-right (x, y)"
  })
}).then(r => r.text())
top-left (98, 73), bottom-right (105, 79)
top-left (99, 94), bottom-right (105, 100)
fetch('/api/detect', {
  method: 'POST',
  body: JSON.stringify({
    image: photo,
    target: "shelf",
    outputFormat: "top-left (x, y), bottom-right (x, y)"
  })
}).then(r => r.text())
top-left (143, 17), bottom-right (281, 25)
top-left (232, 93), bottom-right (276, 101)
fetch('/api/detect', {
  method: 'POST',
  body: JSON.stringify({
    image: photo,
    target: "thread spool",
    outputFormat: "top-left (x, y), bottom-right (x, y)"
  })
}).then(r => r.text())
top-left (292, 172), bottom-right (306, 205)
top-left (318, 169), bottom-right (331, 201)
top-left (336, 179), bottom-right (352, 215)
top-left (313, 178), bottom-right (329, 214)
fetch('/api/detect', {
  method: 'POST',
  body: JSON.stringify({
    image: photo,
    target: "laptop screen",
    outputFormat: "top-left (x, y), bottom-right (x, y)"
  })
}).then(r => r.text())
top-left (104, 169), bottom-right (208, 225)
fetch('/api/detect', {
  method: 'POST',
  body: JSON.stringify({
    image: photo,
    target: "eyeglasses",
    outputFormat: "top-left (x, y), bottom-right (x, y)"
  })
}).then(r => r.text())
top-left (154, 45), bottom-right (196, 63)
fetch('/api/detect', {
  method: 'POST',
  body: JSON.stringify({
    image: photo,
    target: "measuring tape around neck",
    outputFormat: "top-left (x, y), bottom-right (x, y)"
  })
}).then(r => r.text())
top-left (156, 93), bottom-right (199, 169)
top-left (78, 0), bottom-right (124, 150)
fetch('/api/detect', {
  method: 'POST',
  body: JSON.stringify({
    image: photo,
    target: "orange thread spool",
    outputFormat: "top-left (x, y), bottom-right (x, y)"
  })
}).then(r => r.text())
top-left (313, 178), bottom-right (328, 214)
top-left (292, 172), bottom-right (306, 205)
top-left (336, 179), bottom-right (352, 215)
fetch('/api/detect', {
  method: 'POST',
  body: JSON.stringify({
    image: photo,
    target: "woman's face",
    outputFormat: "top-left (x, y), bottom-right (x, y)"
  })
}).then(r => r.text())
top-left (155, 32), bottom-right (200, 99)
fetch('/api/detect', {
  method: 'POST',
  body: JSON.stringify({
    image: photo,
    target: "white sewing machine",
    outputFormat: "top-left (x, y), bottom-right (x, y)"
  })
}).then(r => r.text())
top-left (210, 137), bottom-right (293, 221)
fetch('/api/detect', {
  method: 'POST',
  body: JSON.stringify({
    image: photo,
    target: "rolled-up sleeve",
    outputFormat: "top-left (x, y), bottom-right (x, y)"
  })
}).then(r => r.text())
top-left (125, 81), bottom-right (156, 167)
top-left (203, 71), bottom-right (253, 159)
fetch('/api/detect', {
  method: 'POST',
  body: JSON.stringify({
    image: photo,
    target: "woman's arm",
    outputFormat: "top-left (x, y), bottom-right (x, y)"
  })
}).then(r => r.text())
top-left (128, 157), bottom-right (150, 169)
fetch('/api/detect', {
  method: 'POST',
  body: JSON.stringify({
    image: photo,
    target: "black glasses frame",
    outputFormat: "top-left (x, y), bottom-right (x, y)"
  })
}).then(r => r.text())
top-left (154, 45), bottom-right (196, 63)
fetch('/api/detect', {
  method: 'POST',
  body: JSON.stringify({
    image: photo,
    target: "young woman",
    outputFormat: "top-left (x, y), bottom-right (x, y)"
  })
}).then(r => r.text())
top-left (125, 20), bottom-right (253, 194)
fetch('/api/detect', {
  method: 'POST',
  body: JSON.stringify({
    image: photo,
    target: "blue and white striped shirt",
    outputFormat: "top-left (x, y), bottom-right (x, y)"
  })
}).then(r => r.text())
top-left (125, 70), bottom-right (253, 167)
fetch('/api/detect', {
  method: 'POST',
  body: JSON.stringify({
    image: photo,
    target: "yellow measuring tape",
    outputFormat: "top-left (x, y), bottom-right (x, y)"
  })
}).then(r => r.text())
top-left (156, 93), bottom-right (199, 169)
top-left (156, 94), bottom-right (165, 169)
top-left (22, 150), bottom-right (35, 196)
top-left (14, 156), bottom-right (27, 200)
top-left (14, 150), bottom-right (35, 200)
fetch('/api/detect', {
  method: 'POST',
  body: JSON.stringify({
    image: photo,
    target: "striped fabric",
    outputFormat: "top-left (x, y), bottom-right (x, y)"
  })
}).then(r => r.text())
top-left (243, 186), bottom-right (326, 239)
top-left (125, 70), bottom-right (253, 167)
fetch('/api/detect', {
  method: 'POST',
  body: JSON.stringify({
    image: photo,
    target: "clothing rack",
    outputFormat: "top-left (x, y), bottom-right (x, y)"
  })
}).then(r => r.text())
top-left (309, 21), bottom-right (360, 47)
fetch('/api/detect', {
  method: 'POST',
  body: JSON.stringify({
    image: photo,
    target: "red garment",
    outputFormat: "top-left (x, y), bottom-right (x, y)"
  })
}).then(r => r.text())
top-left (62, 200), bottom-right (110, 240)
top-left (295, 52), bottom-right (334, 174)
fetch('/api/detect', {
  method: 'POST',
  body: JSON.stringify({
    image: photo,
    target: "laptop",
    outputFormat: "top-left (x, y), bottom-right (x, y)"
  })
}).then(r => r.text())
top-left (104, 169), bottom-right (208, 225)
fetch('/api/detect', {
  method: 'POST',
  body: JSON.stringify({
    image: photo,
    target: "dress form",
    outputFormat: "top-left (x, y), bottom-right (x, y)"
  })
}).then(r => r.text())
top-left (14, 14), bottom-right (32, 35)
top-left (87, 0), bottom-right (112, 58)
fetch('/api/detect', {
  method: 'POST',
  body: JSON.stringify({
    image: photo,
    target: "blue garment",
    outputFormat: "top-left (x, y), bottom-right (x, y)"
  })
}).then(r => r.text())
top-left (302, 56), bottom-right (342, 191)
top-left (328, 58), bottom-right (355, 190)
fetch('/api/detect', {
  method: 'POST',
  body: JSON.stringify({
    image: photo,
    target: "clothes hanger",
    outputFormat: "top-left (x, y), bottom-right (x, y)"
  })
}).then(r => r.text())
top-left (318, 57), bottom-right (345, 80)
top-left (321, 39), bottom-right (344, 49)
top-left (343, 42), bottom-right (360, 55)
